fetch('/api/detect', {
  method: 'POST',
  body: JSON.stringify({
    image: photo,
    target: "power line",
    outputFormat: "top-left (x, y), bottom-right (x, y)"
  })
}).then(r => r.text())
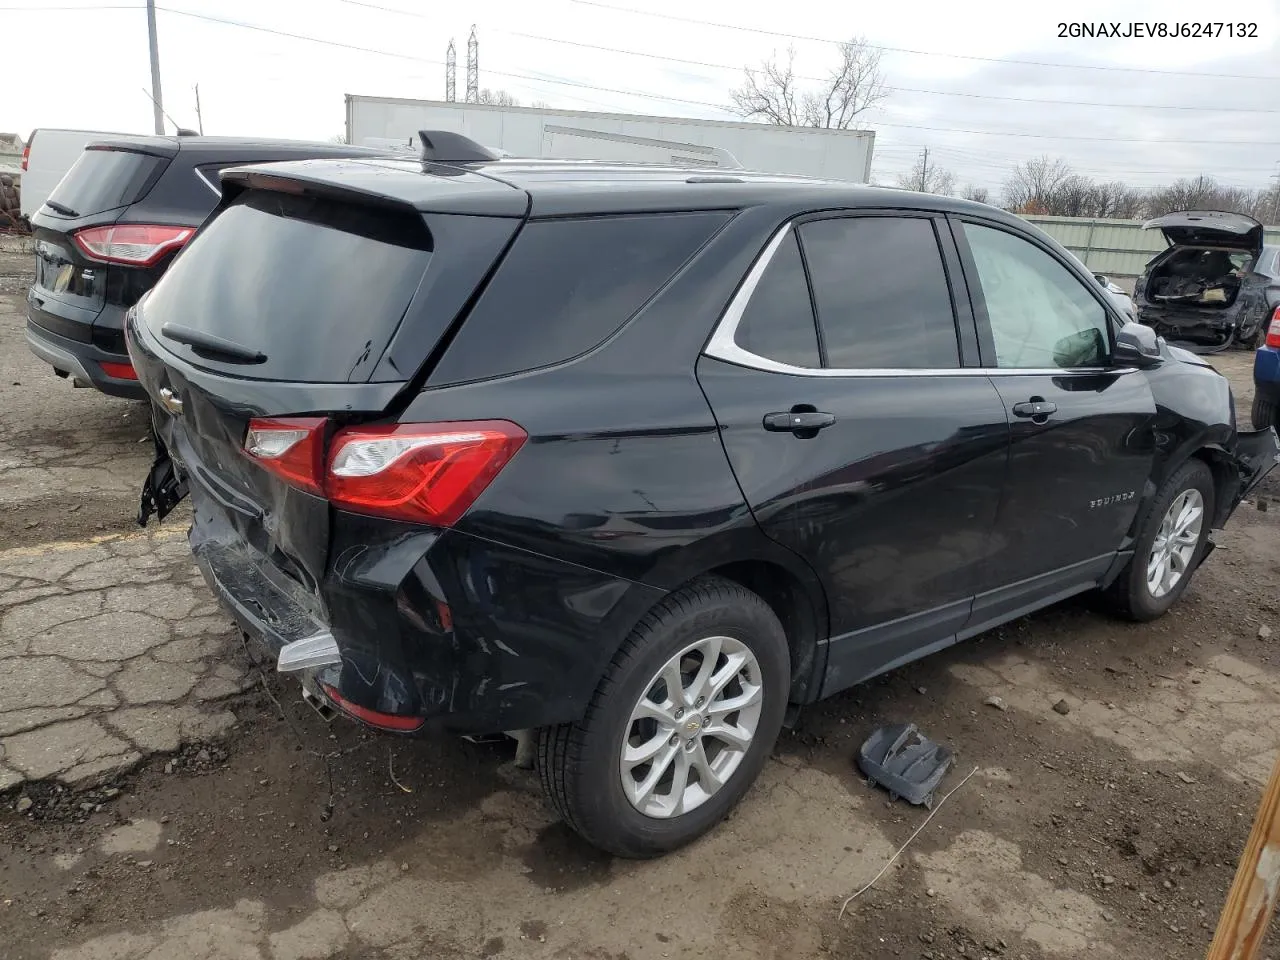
top-left (150, 9), bottom-right (1280, 147)
top-left (571, 0), bottom-right (1280, 81)
top-left (506, 30), bottom-right (1280, 115)
top-left (0, 3), bottom-right (142, 8)
top-left (334, 0), bottom-right (424, 16)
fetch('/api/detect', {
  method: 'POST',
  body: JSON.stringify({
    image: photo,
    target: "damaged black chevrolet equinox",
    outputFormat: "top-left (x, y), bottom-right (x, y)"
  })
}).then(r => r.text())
top-left (129, 132), bottom-right (1279, 858)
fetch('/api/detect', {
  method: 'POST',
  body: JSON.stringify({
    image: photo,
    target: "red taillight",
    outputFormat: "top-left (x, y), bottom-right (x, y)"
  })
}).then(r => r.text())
top-left (72, 224), bottom-right (193, 266)
top-left (320, 683), bottom-right (424, 732)
top-left (327, 421), bottom-right (526, 527)
top-left (1266, 307), bottom-right (1280, 349)
top-left (242, 418), bottom-right (525, 526)
top-left (99, 360), bottom-right (137, 380)
top-left (20, 143), bottom-right (30, 171)
top-left (243, 417), bottom-right (327, 496)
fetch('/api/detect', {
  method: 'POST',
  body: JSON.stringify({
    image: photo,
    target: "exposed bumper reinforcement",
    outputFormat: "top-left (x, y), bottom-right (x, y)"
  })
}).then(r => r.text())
top-left (277, 631), bottom-right (342, 673)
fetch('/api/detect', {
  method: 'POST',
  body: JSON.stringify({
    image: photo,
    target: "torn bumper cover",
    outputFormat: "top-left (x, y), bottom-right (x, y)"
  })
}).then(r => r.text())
top-left (1229, 425), bottom-right (1280, 513)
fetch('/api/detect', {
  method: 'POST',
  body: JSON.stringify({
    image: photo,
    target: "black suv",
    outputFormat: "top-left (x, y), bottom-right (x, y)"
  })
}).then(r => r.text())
top-left (25, 135), bottom-right (384, 399)
top-left (129, 134), bottom-right (1278, 858)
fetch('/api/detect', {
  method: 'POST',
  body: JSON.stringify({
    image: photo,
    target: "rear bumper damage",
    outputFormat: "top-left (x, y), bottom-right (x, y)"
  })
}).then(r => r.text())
top-left (1138, 304), bottom-right (1254, 354)
top-left (142, 438), bottom-right (659, 737)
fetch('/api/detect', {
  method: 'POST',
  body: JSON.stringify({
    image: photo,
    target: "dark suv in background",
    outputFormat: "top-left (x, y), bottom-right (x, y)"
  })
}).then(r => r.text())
top-left (24, 135), bottom-right (383, 398)
top-left (130, 134), bottom-right (1277, 858)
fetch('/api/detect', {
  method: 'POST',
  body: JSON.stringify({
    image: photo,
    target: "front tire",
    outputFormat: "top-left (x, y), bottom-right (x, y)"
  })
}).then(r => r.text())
top-left (1104, 460), bottom-right (1215, 621)
top-left (1253, 394), bottom-right (1278, 431)
top-left (537, 577), bottom-right (790, 858)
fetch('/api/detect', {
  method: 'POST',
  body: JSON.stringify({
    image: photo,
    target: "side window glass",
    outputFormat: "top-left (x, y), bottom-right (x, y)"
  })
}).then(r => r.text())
top-left (734, 233), bottom-right (821, 368)
top-left (962, 223), bottom-right (1109, 369)
top-left (798, 217), bottom-right (960, 369)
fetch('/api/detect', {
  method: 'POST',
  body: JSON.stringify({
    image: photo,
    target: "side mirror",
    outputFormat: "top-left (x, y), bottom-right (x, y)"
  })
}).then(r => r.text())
top-left (1093, 273), bottom-right (1109, 286)
top-left (1114, 321), bottom-right (1162, 368)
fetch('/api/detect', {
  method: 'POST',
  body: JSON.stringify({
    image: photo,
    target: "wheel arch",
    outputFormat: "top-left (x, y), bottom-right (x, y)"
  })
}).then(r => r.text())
top-left (614, 530), bottom-right (832, 706)
top-left (1192, 444), bottom-right (1244, 527)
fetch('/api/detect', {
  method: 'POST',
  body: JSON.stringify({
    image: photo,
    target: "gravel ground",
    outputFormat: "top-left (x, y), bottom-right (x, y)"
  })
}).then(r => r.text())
top-left (3, 249), bottom-right (1280, 960)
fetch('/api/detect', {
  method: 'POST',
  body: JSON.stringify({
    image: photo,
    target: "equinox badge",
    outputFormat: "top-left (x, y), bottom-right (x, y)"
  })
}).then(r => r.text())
top-left (158, 387), bottom-right (183, 416)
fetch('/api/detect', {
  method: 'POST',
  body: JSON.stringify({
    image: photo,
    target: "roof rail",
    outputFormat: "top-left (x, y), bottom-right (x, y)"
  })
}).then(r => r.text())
top-left (417, 129), bottom-right (499, 163)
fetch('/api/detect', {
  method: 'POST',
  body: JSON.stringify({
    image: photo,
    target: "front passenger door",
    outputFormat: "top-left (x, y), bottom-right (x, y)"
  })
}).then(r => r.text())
top-left (953, 218), bottom-right (1157, 621)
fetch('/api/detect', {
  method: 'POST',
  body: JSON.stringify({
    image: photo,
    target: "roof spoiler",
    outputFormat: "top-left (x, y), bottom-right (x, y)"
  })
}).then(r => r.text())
top-left (416, 129), bottom-right (499, 163)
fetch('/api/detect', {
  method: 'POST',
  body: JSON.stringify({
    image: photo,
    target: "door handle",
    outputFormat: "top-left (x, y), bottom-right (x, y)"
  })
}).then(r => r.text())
top-left (1011, 398), bottom-right (1057, 420)
top-left (763, 410), bottom-right (836, 434)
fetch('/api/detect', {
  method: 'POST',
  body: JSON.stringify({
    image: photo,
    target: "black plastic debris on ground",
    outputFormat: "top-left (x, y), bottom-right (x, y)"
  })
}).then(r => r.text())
top-left (857, 723), bottom-right (954, 808)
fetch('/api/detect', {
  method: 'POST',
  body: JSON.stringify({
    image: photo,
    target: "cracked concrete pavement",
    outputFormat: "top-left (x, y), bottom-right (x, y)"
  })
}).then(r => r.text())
top-left (1, 252), bottom-right (250, 792)
top-left (0, 530), bottom-right (251, 790)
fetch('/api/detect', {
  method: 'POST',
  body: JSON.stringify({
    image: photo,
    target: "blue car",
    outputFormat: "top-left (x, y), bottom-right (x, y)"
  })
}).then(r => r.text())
top-left (1253, 312), bottom-right (1280, 428)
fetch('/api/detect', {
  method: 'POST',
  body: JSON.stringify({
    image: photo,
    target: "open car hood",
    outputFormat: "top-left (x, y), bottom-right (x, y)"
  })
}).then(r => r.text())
top-left (1143, 210), bottom-right (1264, 255)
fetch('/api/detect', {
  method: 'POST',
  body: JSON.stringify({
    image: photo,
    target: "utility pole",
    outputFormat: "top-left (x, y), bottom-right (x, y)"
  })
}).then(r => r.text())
top-left (193, 84), bottom-right (204, 135)
top-left (1270, 164), bottom-right (1280, 226)
top-left (919, 147), bottom-right (930, 192)
top-left (146, 0), bottom-right (165, 134)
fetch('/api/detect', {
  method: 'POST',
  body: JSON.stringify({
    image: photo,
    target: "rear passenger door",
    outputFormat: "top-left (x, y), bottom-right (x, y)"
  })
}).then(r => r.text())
top-left (952, 217), bottom-right (1157, 620)
top-left (698, 212), bottom-right (1010, 696)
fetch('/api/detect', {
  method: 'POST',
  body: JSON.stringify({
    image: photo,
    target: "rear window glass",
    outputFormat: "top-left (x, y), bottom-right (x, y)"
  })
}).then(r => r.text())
top-left (428, 212), bottom-right (730, 385)
top-left (47, 148), bottom-right (167, 217)
top-left (143, 189), bottom-right (432, 382)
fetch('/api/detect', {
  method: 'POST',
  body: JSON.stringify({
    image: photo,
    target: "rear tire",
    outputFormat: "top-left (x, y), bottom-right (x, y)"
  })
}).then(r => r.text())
top-left (1253, 394), bottom-right (1278, 431)
top-left (1104, 459), bottom-right (1215, 622)
top-left (537, 576), bottom-right (790, 858)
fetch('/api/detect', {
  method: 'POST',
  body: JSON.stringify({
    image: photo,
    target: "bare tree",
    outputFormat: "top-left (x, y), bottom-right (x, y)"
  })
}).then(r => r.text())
top-left (896, 149), bottom-right (954, 196)
top-left (730, 37), bottom-right (886, 129)
top-left (1087, 181), bottom-right (1145, 219)
top-left (1144, 175), bottom-right (1221, 217)
top-left (962, 184), bottom-right (990, 204)
top-left (476, 88), bottom-right (519, 107)
top-left (1052, 175), bottom-right (1098, 218)
top-left (730, 46), bottom-right (803, 126)
top-left (1002, 156), bottom-right (1076, 213)
top-left (329, 133), bottom-right (347, 144)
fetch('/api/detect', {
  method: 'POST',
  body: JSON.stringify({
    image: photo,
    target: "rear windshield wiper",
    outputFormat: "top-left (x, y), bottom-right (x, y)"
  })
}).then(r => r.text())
top-left (160, 323), bottom-right (267, 364)
top-left (44, 200), bottom-right (80, 217)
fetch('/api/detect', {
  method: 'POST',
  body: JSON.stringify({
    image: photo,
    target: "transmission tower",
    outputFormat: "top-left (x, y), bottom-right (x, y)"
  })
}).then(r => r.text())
top-left (465, 25), bottom-right (478, 103)
top-left (445, 40), bottom-right (456, 102)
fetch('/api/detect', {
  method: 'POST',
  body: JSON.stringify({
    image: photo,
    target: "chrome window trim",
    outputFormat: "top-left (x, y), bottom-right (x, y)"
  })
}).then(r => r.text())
top-left (195, 168), bottom-right (222, 201)
top-left (703, 218), bottom-right (1128, 380)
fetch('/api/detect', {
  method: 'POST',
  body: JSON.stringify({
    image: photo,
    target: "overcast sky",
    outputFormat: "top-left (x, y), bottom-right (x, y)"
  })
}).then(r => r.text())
top-left (5, 0), bottom-right (1279, 196)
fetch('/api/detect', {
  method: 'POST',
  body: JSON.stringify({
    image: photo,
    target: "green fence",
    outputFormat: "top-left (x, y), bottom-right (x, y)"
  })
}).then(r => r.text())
top-left (1022, 215), bottom-right (1280, 289)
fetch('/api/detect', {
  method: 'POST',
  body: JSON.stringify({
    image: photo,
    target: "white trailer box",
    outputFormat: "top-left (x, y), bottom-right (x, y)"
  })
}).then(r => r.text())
top-left (346, 96), bottom-right (874, 182)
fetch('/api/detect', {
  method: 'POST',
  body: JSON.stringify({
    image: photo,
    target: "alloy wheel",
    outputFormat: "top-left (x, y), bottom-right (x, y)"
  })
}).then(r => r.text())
top-left (1147, 488), bottom-right (1204, 599)
top-left (619, 635), bottom-right (764, 819)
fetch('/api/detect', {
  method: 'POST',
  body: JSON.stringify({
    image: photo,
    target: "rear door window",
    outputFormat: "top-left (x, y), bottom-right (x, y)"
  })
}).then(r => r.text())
top-left (798, 216), bottom-right (961, 370)
top-left (142, 189), bottom-right (433, 383)
top-left (733, 233), bottom-right (821, 368)
top-left (46, 147), bottom-right (168, 218)
top-left (428, 212), bottom-right (730, 385)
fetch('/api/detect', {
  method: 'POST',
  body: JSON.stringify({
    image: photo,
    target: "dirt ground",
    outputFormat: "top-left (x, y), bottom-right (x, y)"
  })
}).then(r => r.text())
top-left (3, 247), bottom-right (1280, 960)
